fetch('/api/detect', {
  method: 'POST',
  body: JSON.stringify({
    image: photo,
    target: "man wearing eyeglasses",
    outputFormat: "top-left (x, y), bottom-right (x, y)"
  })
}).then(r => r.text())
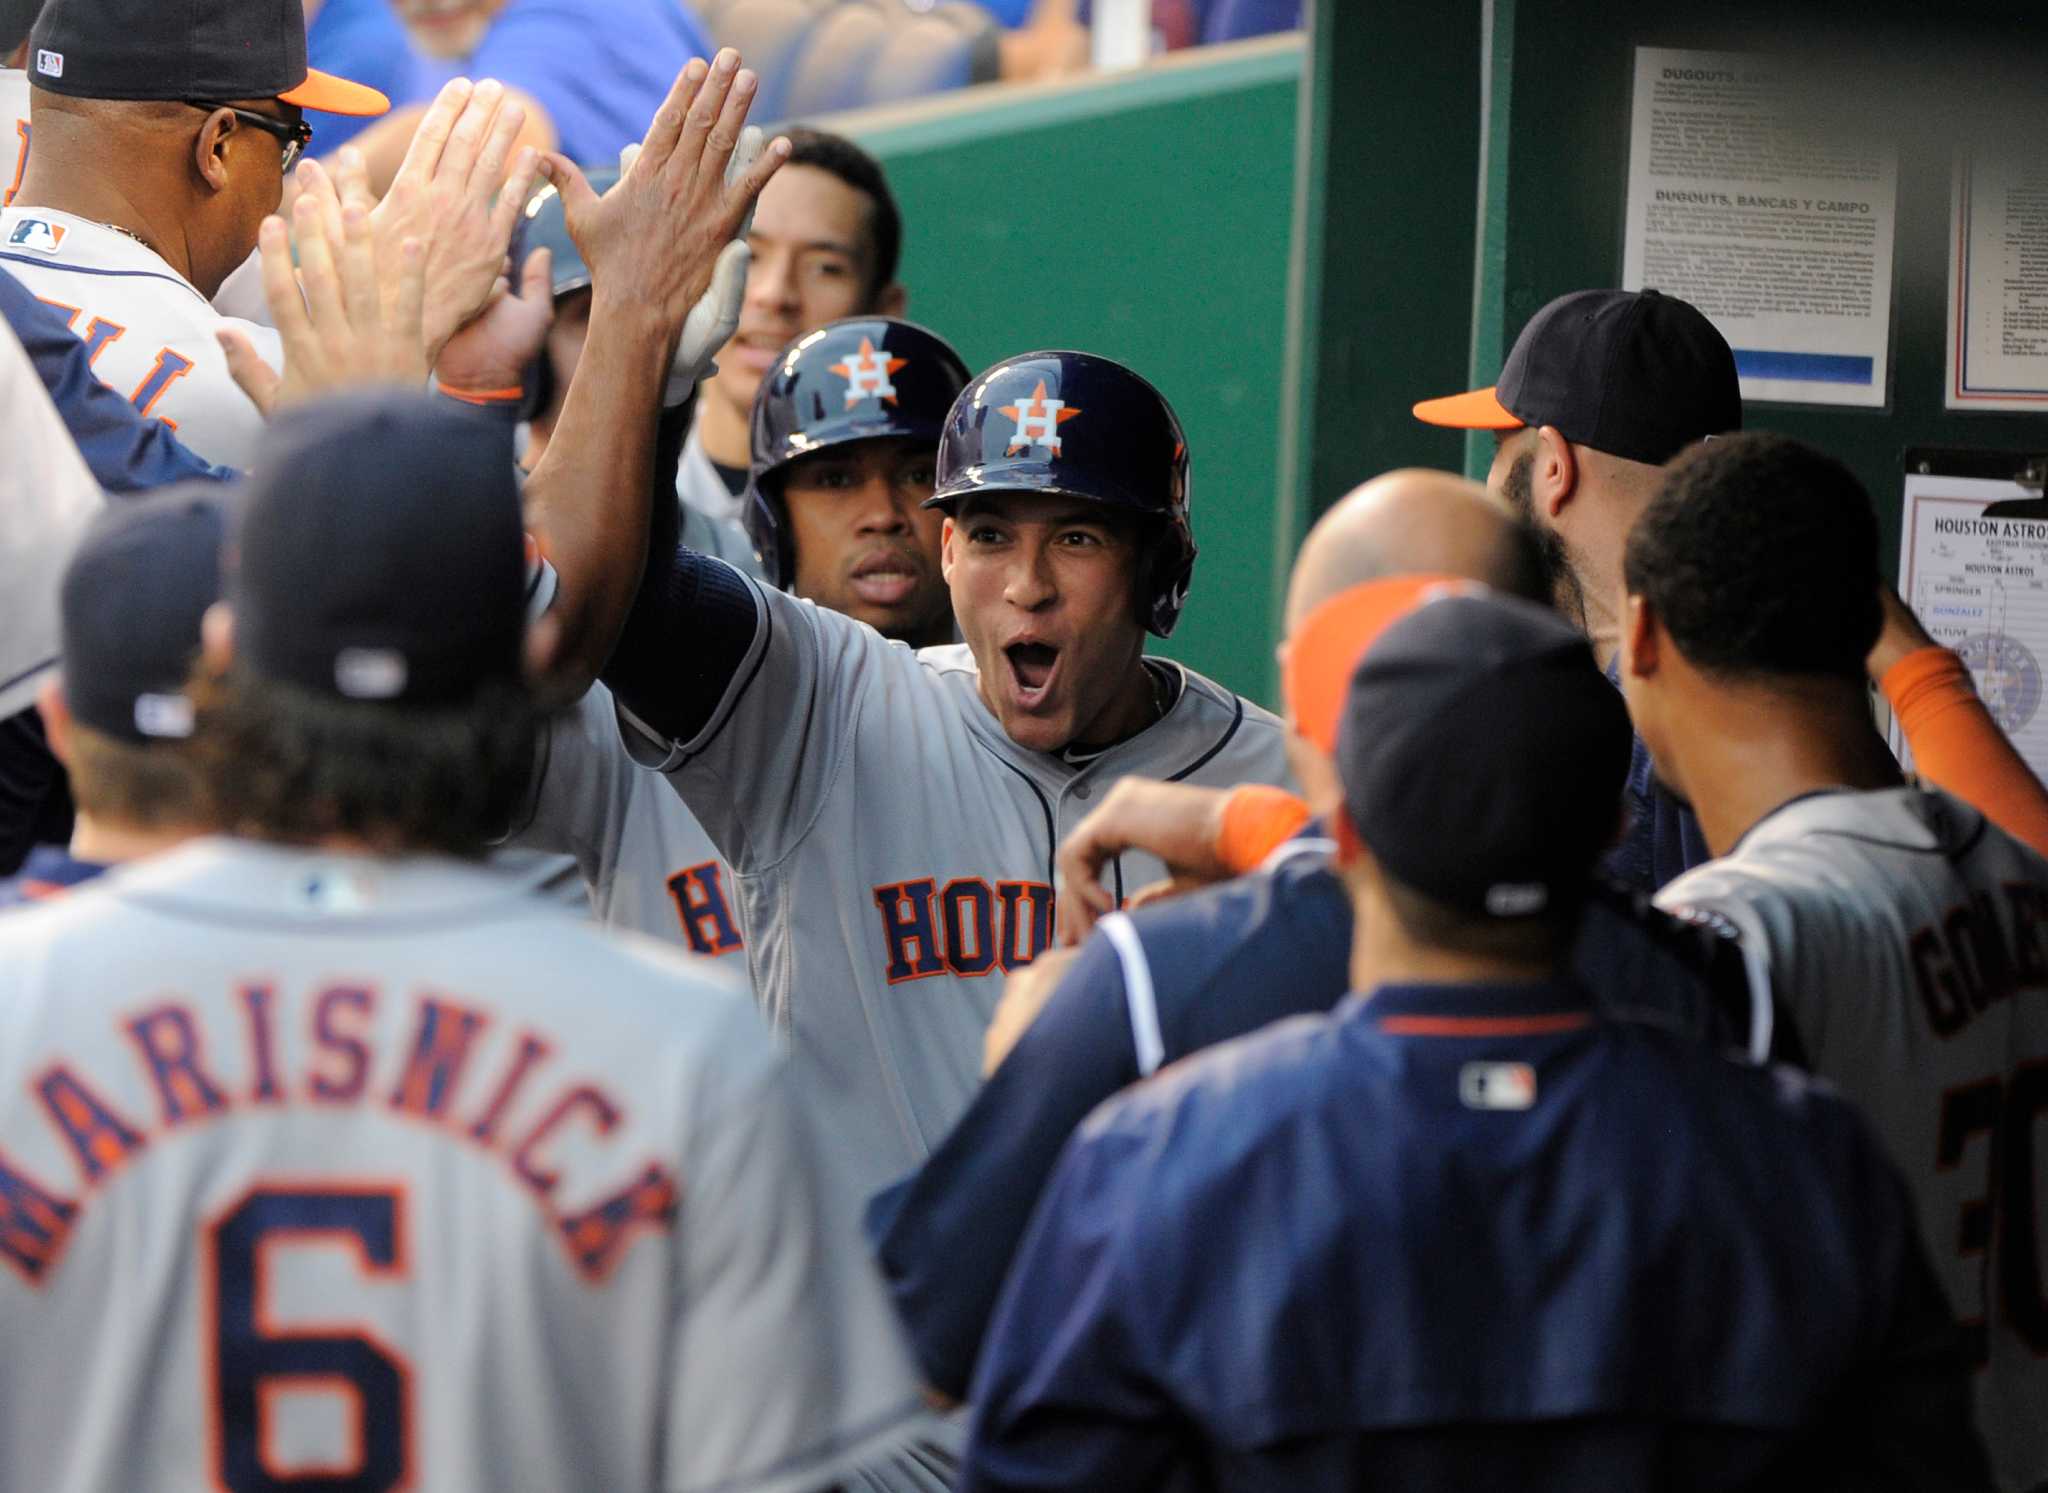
top-left (0, 0), bottom-right (386, 467)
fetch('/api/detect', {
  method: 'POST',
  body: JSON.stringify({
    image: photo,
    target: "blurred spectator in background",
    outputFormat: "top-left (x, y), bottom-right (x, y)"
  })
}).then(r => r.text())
top-left (984, 0), bottom-right (1298, 59)
top-left (683, 128), bottom-right (905, 529)
top-left (318, 0), bottom-right (715, 191)
top-left (302, 0), bottom-right (413, 155)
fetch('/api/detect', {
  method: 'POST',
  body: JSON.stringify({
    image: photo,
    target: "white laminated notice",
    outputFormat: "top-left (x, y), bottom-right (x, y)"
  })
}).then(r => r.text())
top-left (1945, 152), bottom-right (2048, 412)
top-left (1622, 47), bottom-right (1898, 408)
top-left (1892, 470), bottom-right (2048, 779)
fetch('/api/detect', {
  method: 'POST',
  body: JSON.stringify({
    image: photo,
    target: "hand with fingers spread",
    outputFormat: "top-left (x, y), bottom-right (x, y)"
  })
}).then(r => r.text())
top-left (549, 50), bottom-right (788, 349)
top-left (519, 52), bottom-right (786, 690)
top-left (217, 167), bottom-right (428, 417)
top-left (625, 125), bottom-right (766, 397)
top-left (358, 77), bottom-right (550, 362)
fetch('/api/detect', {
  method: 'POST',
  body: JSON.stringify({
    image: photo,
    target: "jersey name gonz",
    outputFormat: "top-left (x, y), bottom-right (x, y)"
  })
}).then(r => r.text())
top-left (0, 983), bottom-right (678, 1287)
top-left (873, 877), bottom-right (1054, 983)
top-left (1909, 881), bottom-right (2048, 1037)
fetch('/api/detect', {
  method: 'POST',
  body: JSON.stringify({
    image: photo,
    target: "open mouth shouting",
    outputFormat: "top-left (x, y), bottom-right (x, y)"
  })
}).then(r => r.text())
top-left (1004, 639), bottom-right (1063, 711)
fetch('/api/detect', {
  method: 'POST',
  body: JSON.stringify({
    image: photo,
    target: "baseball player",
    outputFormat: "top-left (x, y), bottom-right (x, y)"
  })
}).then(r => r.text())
top-left (866, 473), bottom-right (1757, 1400)
top-left (0, 0), bottom-right (390, 467)
top-left (1631, 434), bottom-right (2048, 1490)
top-left (685, 128), bottom-right (908, 532)
top-left (964, 591), bottom-right (1991, 1492)
top-left (1413, 287), bottom-right (1741, 890)
top-left (0, 487), bottom-right (225, 911)
top-left (515, 315), bottom-right (972, 965)
top-left (558, 348), bottom-right (1292, 1207)
top-left (0, 393), bottom-right (931, 1493)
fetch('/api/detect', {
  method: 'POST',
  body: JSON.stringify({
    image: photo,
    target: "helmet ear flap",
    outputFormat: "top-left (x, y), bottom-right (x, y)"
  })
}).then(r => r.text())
top-left (1131, 518), bottom-right (1196, 638)
top-left (1149, 547), bottom-right (1196, 638)
top-left (744, 476), bottom-right (797, 591)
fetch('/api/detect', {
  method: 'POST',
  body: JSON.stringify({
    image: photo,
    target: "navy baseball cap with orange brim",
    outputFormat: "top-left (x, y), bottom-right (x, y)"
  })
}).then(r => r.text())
top-left (30, 0), bottom-right (388, 116)
top-left (1412, 288), bottom-right (1740, 467)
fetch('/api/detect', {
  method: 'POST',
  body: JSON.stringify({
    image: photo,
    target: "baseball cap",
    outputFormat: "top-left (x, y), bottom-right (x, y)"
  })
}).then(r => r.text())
top-left (29, 0), bottom-right (388, 116)
top-left (1336, 592), bottom-right (1631, 919)
top-left (1282, 573), bottom-right (1488, 753)
top-left (1412, 289), bottom-right (1740, 466)
top-left (60, 485), bottom-right (229, 744)
top-left (231, 392), bottom-right (526, 707)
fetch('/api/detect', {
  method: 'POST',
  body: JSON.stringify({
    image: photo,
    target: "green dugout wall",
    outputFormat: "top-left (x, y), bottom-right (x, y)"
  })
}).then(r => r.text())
top-left (1462, 0), bottom-right (2048, 569)
top-left (824, 38), bottom-right (1305, 706)
top-left (823, 4), bottom-right (2043, 703)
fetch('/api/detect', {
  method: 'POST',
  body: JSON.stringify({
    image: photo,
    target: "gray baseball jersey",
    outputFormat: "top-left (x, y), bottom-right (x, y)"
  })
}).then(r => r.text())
top-left (515, 682), bottom-right (750, 960)
top-left (1657, 787), bottom-right (2048, 1491)
top-left (0, 836), bottom-right (930, 1493)
top-left (1, 69), bottom-right (24, 209)
top-left (677, 420), bottom-right (748, 531)
top-left (619, 569), bottom-right (1294, 1202)
top-left (0, 206), bottom-right (278, 468)
top-left (680, 494), bottom-right (766, 583)
top-left (512, 535), bottom-right (755, 954)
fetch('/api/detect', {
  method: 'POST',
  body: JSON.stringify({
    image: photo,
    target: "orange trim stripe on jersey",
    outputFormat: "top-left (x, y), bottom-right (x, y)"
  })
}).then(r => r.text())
top-left (1378, 1012), bottom-right (1593, 1038)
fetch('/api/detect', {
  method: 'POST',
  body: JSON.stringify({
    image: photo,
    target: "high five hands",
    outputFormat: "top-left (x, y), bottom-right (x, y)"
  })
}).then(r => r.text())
top-left (221, 56), bottom-right (783, 419)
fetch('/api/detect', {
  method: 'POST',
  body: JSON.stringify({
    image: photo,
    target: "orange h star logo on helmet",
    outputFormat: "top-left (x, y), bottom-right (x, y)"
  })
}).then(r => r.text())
top-left (1001, 380), bottom-right (1083, 457)
top-left (829, 337), bottom-right (910, 409)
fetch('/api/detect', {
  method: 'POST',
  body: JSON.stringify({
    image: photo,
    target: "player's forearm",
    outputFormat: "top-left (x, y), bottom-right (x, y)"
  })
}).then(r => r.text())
top-left (599, 536), bottom-right (759, 746)
top-left (596, 369), bottom-right (758, 748)
top-left (1885, 646), bottom-right (2048, 857)
top-left (523, 292), bottom-right (673, 691)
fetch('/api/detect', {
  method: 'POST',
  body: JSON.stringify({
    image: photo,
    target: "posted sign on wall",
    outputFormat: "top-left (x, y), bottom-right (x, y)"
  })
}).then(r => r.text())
top-left (1622, 47), bottom-right (1897, 408)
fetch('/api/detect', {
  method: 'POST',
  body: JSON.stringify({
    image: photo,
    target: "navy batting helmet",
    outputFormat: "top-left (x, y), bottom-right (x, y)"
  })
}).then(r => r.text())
top-left (516, 167), bottom-right (619, 301)
top-left (511, 168), bottom-right (618, 420)
top-left (746, 317), bottom-right (972, 590)
top-left (927, 350), bottom-right (1195, 637)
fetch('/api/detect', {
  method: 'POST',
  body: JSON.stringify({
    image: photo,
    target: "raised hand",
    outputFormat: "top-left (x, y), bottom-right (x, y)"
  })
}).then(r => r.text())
top-left (433, 245), bottom-right (557, 401)
top-left (218, 162), bottom-right (428, 416)
top-left (360, 77), bottom-right (549, 363)
top-left (547, 50), bottom-right (788, 343)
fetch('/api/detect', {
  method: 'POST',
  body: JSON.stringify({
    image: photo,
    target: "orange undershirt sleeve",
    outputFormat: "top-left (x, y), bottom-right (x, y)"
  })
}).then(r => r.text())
top-left (1885, 646), bottom-right (2048, 858)
top-left (1217, 784), bottom-right (1315, 877)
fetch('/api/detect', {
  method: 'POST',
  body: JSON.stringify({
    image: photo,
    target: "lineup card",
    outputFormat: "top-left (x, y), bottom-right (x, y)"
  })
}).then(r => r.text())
top-left (1893, 472), bottom-right (2048, 779)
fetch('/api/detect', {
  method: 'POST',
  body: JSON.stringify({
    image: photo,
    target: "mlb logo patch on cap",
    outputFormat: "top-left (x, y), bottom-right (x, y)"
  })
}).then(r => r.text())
top-left (35, 49), bottom-right (62, 77)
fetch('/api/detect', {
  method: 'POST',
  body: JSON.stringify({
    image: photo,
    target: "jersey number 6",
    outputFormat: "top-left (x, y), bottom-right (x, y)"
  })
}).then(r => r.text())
top-left (206, 1185), bottom-right (412, 1493)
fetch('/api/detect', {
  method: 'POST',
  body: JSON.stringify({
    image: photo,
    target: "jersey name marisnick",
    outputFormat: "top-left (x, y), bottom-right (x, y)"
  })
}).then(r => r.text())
top-left (0, 980), bottom-right (675, 1288)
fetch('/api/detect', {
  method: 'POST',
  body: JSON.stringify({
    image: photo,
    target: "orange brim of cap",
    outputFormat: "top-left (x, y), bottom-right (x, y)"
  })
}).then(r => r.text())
top-left (279, 69), bottom-right (391, 118)
top-left (1411, 385), bottom-right (1522, 431)
top-left (1283, 573), bottom-right (1490, 754)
